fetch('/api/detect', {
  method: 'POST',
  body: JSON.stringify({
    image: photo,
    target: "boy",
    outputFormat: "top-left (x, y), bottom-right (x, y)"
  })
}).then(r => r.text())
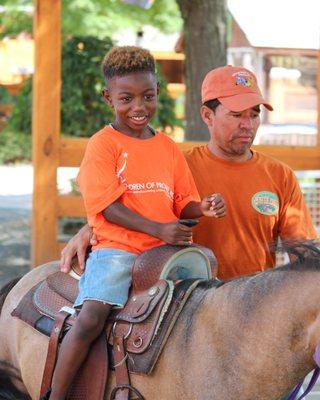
top-left (48, 46), bottom-right (226, 400)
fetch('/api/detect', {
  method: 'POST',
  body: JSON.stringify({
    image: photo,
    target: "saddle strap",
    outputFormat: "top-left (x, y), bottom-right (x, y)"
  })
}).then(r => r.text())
top-left (40, 310), bottom-right (71, 398)
top-left (113, 334), bottom-right (130, 400)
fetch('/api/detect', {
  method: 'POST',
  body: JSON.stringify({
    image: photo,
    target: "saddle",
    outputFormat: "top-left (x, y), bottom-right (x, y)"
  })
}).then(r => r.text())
top-left (12, 243), bottom-right (217, 400)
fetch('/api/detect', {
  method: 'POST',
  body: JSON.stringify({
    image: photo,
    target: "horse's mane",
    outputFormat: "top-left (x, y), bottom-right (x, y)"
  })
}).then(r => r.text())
top-left (0, 277), bottom-right (21, 316)
top-left (0, 362), bottom-right (30, 400)
top-left (271, 240), bottom-right (320, 274)
top-left (199, 240), bottom-right (320, 291)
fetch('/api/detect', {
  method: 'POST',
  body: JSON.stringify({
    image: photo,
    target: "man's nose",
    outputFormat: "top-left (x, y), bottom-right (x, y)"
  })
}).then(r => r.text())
top-left (239, 117), bottom-right (253, 130)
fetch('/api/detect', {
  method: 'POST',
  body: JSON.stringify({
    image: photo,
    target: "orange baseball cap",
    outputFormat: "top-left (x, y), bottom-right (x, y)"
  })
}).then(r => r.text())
top-left (201, 65), bottom-right (273, 112)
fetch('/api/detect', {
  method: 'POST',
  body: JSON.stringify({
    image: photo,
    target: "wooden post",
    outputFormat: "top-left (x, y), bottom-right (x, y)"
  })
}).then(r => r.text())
top-left (32, 0), bottom-right (61, 266)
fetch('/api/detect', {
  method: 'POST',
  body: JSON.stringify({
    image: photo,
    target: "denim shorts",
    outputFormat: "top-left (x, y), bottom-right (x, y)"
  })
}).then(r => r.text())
top-left (74, 248), bottom-right (137, 309)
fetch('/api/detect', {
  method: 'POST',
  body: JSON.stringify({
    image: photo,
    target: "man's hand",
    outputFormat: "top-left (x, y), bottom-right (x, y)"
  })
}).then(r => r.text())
top-left (201, 193), bottom-right (226, 218)
top-left (60, 224), bottom-right (96, 273)
top-left (155, 221), bottom-right (193, 246)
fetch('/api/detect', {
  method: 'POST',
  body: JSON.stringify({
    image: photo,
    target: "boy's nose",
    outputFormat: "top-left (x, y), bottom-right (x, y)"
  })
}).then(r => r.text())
top-left (132, 98), bottom-right (145, 111)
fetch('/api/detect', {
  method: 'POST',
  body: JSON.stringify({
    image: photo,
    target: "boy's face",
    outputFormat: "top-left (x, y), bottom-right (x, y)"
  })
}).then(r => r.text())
top-left (103, 72), bottom-right (158, 136)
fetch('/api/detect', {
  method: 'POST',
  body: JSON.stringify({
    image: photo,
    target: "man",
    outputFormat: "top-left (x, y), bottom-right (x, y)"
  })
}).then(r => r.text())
top-left (60, 65), bottom-right (317, 280)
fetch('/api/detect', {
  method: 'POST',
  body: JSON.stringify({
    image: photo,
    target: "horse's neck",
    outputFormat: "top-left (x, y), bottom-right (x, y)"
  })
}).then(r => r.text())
top-left (179, 272), bottom-right (320, 399)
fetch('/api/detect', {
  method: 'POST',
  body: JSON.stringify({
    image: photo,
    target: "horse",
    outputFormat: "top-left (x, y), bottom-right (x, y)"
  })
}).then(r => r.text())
top-left (0, 361), bottom-right (31, 400)
top-left (1, 241), bottom-right (320, 400)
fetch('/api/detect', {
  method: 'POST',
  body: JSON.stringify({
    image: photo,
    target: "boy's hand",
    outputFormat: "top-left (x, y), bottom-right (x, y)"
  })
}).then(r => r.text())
top-left (201, 193), bottom-right (226, 218)
top-left (156, 221), bottom-right (193, 246)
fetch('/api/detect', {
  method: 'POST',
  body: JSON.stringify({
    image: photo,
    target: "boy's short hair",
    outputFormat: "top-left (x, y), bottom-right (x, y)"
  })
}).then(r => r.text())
top-left (102, 46), bottom-right (156, 83)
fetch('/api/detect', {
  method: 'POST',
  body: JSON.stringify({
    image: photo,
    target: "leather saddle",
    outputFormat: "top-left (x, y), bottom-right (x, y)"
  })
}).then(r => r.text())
top-left (12, 244), bottom-right (217, 400)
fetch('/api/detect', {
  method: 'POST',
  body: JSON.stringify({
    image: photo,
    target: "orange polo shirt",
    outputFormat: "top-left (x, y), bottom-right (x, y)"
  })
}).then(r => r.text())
top-left (77, 127), bottom-right (200, 254)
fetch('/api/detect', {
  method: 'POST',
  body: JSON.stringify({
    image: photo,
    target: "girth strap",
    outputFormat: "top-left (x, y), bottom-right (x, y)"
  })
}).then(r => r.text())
top-left (40, 310), bottom-right (71, 398)
top-left (113, 332), bottom-right (130, 400)
top-left (112, 324), bottom-right (144, 400)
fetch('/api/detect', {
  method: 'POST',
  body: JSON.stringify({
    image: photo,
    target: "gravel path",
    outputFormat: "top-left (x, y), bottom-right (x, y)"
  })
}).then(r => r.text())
top-left (0, 165), bottom-right (33, 286)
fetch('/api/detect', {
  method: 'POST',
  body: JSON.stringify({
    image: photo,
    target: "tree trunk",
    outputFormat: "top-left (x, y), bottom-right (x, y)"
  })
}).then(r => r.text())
top-left (177, 0), bottom-right (227, 141)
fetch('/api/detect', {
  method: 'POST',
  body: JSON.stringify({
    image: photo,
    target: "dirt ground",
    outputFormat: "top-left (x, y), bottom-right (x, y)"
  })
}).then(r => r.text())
top-left (0, 205), bottom-right (31, 286)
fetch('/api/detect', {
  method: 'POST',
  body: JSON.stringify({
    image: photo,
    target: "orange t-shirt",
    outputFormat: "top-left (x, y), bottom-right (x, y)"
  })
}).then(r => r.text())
top-left (185, 145), bottom-right (317, 279)
top-left (77, 127), bottom-right (200, 254)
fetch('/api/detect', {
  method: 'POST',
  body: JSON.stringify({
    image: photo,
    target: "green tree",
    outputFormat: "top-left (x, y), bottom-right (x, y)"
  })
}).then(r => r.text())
top-left (8, 35), bottom-right (180, 137)
top-left (0, 0), bottom-right (182, 38)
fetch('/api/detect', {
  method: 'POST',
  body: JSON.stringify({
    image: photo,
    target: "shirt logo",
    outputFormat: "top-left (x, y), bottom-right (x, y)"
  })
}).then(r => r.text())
top-left (251, 191), bottom-right (279, 216)
top-left (116, 151), bottom-right (128, 183)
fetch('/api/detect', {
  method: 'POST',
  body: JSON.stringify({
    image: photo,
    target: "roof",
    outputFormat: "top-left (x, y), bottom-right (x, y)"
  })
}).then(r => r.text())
top-left (227, 0), bottom-right (320, 50)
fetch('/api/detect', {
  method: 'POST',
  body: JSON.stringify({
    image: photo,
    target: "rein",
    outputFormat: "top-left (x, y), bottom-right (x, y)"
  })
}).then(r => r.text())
top-left (287, 343), bottom-right (320, 400)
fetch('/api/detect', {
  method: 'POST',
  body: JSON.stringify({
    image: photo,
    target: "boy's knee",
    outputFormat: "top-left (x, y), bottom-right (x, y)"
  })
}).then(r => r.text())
top-left (75, 311), bottom-right (105, 340)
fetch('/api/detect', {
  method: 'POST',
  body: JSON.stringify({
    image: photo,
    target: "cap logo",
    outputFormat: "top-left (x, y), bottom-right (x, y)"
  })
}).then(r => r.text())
top-left (234, 72), bottom-right (255, 88)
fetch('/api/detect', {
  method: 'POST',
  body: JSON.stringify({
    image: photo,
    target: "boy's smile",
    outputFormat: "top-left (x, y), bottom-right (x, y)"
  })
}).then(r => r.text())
top-left (103, 72), bottom-right (159, 139)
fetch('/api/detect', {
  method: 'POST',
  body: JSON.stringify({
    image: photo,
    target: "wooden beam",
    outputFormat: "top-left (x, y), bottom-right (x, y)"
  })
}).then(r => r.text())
top-left (32, 0), bottom-right (61, 266)
top-left (57, 195), bottom-right (85, 217)
top-left (255, 47), bottom-right (317, 57)
top-left (252, 145), bottom-right (320, 170)
top-left (59, 138), bottom-right (88, 167)
top-left (60, 138), bottom-right (320, 171)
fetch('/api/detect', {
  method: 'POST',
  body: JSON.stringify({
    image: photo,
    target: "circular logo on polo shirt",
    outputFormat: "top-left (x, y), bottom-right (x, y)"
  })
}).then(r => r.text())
top-left (251, 191), bottom-right (279, 216)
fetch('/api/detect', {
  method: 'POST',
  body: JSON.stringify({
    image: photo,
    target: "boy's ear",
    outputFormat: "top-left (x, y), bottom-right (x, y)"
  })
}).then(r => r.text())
top-left (102, 88), bottom-right (113, 107)
top-left (200, 105), bottom-right (214, 127)
top-left (156, 82), bottom-right (160, 95)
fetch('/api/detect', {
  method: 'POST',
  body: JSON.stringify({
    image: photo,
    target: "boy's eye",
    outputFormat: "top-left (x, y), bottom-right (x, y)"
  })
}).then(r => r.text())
top-left (120, 96), bottom-right (131, 102)
top-left (145, 94), bottom-right (155, 100)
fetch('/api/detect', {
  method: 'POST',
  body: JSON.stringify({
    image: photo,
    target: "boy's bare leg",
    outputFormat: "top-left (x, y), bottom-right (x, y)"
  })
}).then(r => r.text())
top-left (49, 301), bottom-right (111, 400)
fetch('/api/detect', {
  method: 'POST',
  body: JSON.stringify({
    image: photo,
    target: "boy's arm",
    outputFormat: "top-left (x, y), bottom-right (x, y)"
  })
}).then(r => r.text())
top-left (180, 193), bottom-right (226, 219)
top-left (103, 201), bottom-right (193, 246)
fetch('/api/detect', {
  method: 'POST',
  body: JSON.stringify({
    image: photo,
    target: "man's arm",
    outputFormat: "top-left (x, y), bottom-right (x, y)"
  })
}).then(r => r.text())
top-left (60, 224), bottom-right (96, 273)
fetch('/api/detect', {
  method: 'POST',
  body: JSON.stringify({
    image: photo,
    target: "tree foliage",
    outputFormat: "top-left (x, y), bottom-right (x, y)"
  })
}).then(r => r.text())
top-left (7, 35), bottom-right (180, 137)
top-left (0, 0), bottom-right (181, 39)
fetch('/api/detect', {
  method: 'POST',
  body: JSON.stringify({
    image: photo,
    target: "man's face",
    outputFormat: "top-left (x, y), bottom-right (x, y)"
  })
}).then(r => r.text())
top-left (202, 103), bottom-right (261, 160)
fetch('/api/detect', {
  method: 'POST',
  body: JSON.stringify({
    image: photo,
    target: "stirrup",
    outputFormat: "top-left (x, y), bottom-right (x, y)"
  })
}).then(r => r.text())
top-left (40, 387), bottom-right (52, 400)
